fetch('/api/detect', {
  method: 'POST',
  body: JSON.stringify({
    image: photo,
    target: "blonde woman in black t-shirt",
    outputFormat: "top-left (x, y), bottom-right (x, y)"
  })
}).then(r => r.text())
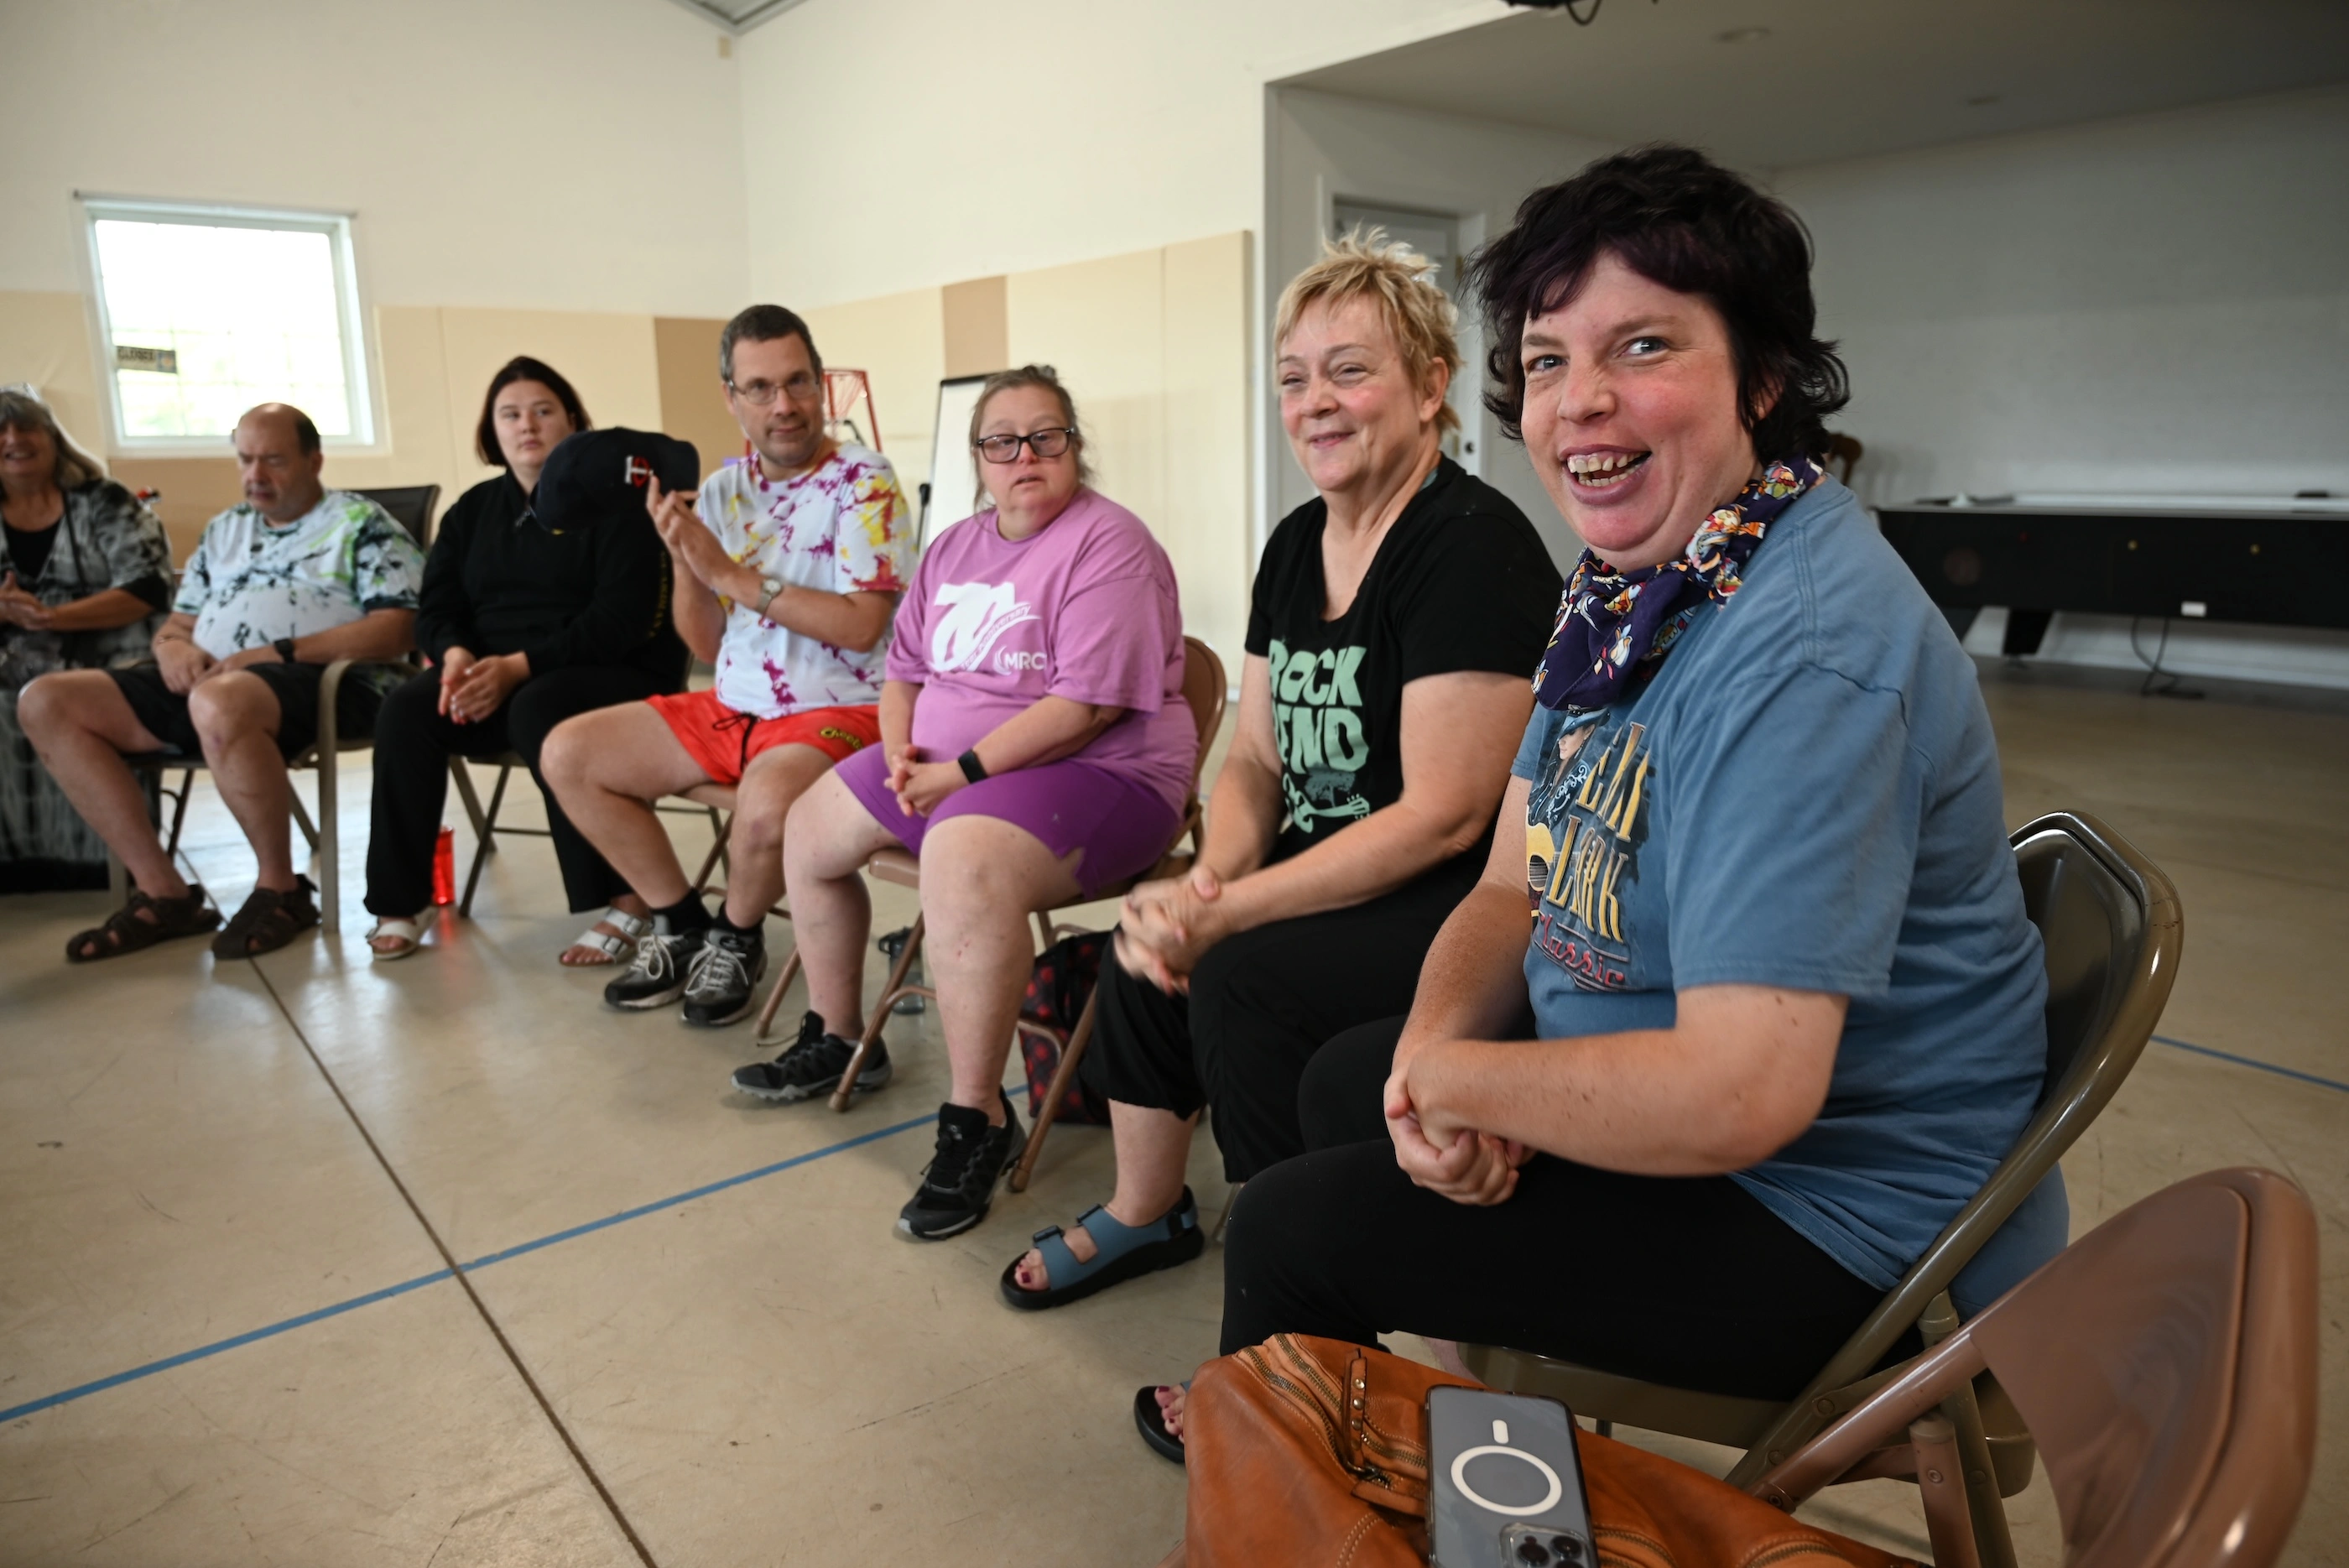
top-left (1000, 235), bottom-right (1561, 1326)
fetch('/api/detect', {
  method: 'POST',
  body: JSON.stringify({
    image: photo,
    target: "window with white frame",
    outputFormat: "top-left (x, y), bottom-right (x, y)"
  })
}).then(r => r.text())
top-left (83, 199), bottom-right (374, 448)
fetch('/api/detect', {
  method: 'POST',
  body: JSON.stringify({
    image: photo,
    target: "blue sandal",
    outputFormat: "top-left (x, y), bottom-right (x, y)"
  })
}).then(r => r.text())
top-left (997, 1187), bottom-right (1206, 1310)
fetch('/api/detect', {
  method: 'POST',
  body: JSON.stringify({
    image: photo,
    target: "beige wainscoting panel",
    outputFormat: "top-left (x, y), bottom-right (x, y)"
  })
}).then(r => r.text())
top-left (1159, 232), bottom-right (1253, 664)
top-left (804, 286), bottom-right (947, 511)
top-left (941, 276), bottom-right (1008, 381)
top-left (654, 317), bottom-right (741, 482)
top-left (1007, 247), bottom-right (1168, 535)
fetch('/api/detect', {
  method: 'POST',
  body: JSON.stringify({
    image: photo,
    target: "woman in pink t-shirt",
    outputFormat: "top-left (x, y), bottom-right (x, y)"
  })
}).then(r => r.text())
top-left (732, 366), bottom-right (1196, 1240)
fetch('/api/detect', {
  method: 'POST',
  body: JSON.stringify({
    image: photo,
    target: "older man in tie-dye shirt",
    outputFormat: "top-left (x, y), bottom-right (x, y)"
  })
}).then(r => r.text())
top-left (544, 305), bottom-right (913, 1030)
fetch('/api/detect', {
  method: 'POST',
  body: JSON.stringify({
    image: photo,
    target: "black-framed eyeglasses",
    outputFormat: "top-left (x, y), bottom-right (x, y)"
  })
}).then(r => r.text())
top-left (727, 372), bottom-right (821, 406)
top-left (974, 427), bottom-right (1076, 464)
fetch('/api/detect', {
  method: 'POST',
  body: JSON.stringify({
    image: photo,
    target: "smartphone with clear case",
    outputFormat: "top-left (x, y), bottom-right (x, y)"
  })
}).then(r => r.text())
top-left (1425, 1386), bottom-right (1596, 1568)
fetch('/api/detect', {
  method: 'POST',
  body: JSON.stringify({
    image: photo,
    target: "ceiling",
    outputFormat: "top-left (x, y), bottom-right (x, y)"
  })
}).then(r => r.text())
top-left (657, 0), bottom-right (805, 34)
top-left (1277, 0), bottom-right (2349, 169)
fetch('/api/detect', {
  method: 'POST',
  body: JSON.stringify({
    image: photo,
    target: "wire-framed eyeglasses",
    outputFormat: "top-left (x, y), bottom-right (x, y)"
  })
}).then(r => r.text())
top-left (974, 427), bottom-right (1076, 464)
top-left (727, 372), bottom-right (821, 407)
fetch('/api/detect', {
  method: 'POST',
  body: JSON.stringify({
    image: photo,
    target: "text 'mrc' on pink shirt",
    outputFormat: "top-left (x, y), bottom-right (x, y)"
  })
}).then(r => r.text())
top-left (885, 488), bottom-right (1196, 817)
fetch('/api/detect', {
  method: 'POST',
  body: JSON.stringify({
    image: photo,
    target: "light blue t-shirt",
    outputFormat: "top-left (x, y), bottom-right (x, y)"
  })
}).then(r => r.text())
top-left (1511, 477), bottom-right (2062, 1312)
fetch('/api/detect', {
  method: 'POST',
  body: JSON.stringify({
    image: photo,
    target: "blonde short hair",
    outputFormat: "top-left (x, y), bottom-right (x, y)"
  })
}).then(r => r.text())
top-left (1273, 229), bottom-right (1461, 435)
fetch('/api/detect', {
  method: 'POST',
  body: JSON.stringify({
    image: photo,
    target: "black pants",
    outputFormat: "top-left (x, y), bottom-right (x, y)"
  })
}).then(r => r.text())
top-left (1093, 865), bottom-right (1475, 1183)
top-left (1220, 1018), bottom-right (1907, 1401)
top-left (364, 665), bottom-right (665, 917)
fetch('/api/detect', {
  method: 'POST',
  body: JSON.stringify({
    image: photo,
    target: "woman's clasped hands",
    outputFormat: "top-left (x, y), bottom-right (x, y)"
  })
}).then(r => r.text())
top-left (437, 646), bottom-right (526, 723)
top-left (1384, 1033), bottom-right (1532, 1207)
top-left (883, 742), bottom-right (967, 818)
top-left (1113, 866), bottom-right (1233, 994)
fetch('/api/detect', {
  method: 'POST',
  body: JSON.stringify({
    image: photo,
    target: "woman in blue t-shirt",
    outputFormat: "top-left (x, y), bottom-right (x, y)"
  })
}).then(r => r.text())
top-left (1136, 146), bottom-right (2059, 1459)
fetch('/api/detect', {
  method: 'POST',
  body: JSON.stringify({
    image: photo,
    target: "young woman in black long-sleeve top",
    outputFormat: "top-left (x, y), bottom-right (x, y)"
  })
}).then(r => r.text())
top-left (363, 357), bottom-right (684, 961)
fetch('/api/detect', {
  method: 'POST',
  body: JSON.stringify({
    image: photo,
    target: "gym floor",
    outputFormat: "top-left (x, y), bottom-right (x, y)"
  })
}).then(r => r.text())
top-left (3, 659), bottom-right (2343, 1567)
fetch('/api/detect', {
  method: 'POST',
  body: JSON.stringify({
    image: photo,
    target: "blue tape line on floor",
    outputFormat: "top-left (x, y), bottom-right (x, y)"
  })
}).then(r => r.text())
top-left (2154, 1034), bottom-right (2349, 1094)
top-left (0, 1268), bottom-right (451, 1425)
top-left (2, 1105), bottom-right (961, 1426)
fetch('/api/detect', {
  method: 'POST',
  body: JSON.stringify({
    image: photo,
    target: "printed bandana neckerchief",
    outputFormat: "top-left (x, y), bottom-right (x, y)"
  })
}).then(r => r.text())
top-left (1533, 456), bottom-right (1823, 721)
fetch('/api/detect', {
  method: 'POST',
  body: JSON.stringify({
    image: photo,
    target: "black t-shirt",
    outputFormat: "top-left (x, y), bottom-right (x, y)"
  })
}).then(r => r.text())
top-left (1245, 456), bottom-right (1561, 869)
top-left (3, 521), bottom-right (56, 585)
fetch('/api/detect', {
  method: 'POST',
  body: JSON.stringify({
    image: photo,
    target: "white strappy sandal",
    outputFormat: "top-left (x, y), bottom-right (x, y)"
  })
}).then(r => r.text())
top-left (560, 907), bottom-right (650, 967)
top-left (366, 909), bottom-right (437, 961)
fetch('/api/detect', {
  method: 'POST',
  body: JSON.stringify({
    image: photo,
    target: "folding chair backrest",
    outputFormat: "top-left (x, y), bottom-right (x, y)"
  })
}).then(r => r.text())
top-left (1178, 636), bottom-right (1228, 784)
top-left (1974, 1169), bottom-right (2315, 1568)
top-left (356, 484), bottom-right (440, 544)
top-left (1759, 1169), bottom-right (2319, 1568)
top-left (1759, 813), bottom-right (2185, 1414)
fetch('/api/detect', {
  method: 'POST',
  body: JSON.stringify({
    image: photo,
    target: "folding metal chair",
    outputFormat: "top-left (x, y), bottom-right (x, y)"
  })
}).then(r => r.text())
top-left (1757, 1167), bottom-right (2317, 1568)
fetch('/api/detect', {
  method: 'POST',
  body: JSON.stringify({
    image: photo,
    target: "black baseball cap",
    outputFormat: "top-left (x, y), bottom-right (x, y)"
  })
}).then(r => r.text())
top-left (529, 428), bottom-right (700, 534)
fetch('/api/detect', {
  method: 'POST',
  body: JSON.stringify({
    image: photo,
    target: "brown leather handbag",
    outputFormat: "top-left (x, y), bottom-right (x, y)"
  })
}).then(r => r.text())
top-left (1165, 1335), bottom-right (1919, 1568)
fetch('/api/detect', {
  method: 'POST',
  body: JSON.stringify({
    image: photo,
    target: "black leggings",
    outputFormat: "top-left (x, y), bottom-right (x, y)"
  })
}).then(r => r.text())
top-left (1220, 1018), bottom-right (1906, 1402)
top-left (1092, 865), bottom-right (1476, 1183)
top-left (365, 665), bottom-right (667, 917)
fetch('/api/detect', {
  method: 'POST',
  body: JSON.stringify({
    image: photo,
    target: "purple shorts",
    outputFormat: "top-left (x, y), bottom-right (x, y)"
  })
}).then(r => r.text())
top-left (834, 746), bottom-right (1181, 899)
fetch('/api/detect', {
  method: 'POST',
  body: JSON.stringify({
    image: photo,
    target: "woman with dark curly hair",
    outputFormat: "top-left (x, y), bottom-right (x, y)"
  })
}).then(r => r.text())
top-left (1138, 145), bottom-right (2060, 1456)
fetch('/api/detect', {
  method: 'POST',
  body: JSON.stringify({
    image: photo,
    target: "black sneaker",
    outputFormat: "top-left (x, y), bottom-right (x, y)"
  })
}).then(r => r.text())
top-left (603, 920), bottom-right (705, 1009)
top-left (680, 924), bottom-right (765, 1027)
top-left (897, 1093), bottom-right (1023, 1242)
top-left (731, 1012), bottom-right (892, 1102)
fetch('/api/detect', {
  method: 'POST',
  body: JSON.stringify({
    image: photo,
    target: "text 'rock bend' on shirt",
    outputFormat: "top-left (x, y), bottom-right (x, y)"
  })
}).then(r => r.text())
top-left (175, 488), bottom-right (424, 693)
top-left (1509, 476), bottom-right (2056, 1312)
top-left (701, 444), bottom-right (914, 720)
top-left (885, 489), bottom-right (1195, 816)
top-left (1246, 456), bottom-right (1560, 867)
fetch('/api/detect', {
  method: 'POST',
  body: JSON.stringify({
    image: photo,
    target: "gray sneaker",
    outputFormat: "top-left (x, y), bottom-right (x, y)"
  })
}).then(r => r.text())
top-left (603, 920), bottom-right (705, 1010)
top-left (680, 924), bottom-right (765, 1027)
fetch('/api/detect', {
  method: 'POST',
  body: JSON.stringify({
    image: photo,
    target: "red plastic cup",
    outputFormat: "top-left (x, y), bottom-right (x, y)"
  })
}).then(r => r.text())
top-left (432, 826), bottom-right (456, 906)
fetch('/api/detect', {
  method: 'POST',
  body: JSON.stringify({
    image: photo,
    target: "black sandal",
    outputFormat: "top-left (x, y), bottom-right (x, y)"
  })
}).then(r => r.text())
top-left (65, 884), bottom-right (221, 963)
top-left (1134, 1382), bottom-right (1189, 1465)
top-left (211, 876), bottom-right (321, 959)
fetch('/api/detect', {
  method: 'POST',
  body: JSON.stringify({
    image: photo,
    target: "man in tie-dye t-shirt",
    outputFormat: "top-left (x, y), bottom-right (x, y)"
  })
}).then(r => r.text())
top-left (543, 305), bottom-right (913, 1030)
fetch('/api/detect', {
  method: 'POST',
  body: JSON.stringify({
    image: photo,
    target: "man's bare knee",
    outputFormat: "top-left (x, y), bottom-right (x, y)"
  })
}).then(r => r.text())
top-left (188, 673), bottom-right (274, 745)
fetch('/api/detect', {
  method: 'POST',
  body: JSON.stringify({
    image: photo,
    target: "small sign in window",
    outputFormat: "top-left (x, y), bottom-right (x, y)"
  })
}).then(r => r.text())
top-left (113, 345), bottom-right (180, 374)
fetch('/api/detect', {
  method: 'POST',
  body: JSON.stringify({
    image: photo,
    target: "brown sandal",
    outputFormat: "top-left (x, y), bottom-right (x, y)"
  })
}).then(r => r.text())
top-left (65, 884), bottom-right (222, 963)
top-left (211, 876), bottom-right (322, 959)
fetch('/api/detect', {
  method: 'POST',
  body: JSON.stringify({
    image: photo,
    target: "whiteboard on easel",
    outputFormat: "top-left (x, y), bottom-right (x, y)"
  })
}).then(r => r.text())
top-left (923, 374), bottom-right (990, 550)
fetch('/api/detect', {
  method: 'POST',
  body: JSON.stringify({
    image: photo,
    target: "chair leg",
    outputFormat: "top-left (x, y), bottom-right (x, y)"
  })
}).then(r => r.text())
top-left (1910, 1416), bottom-right (1983, 1568)
top-left (691, 812), bottom-right (732, 896)
top-left (752, 945), bottom-right (804, 1043)
top-left (831, 914), bottom-right (924, 1112)
top-left (164, 768), bottom-right (195, 858)
top-left (1210, 1182), bottom-right (1242, 1242)
top-left (1941, 1376), bottom-right (2018, 1568)
top-left (450, 757), bottom-right (491, 840)
top-left (317, 751), bottom-right (340, 934)
top-left (1010, 986), bottom-right (1099, 1193)
top-left (456, 763), bottom-right (508, 918)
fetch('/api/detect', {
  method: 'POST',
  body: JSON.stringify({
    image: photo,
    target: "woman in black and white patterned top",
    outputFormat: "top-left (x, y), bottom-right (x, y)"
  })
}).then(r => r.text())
top-left (0, 386), bottom-right (171, 891)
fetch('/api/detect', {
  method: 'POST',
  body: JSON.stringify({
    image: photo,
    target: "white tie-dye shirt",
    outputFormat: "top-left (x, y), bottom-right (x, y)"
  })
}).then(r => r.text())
top-left (700, 444), bottom-right (914, 719)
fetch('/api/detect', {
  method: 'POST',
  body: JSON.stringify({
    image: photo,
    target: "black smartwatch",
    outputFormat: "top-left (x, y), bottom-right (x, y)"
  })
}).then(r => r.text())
top-left (956, 748), bottom-right (988, 784)
top-left (273, 636), bottom-right (299, 665)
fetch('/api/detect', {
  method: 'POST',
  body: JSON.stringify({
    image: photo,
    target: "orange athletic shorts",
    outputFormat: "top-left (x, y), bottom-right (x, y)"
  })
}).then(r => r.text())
top-left (645, 689), bottom-right (880, 786)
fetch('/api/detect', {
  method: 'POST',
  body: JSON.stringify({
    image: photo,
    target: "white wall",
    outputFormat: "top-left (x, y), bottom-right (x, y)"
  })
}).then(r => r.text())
top-left (1779, 85), bottom-right (2349, 686)
top-left (0, 0), bottom-right (748, 316)
top-left (734, 0), bottom-right (1507, 310)
top-left (1268, 87), bottom-right (1612, 563)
